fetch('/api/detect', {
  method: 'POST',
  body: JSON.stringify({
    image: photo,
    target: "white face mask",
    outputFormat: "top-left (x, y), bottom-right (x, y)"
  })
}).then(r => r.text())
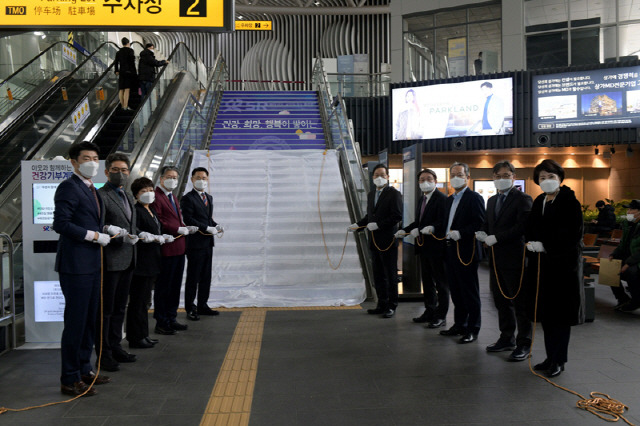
top-left (494, 179), bottom-right (513, 192)
top-left (373, 177), bottom-right (388, 188)
top-left (419, 181), bottom-right (436, 193)
top-left (626, 213), bottom-right (637, 222)
top-left (540, 179), bottom-right (560, 194)
top-left (194, 180), bottom-right (207, 191)
top-left (139, 191), bottom-right (155, 204)
top-left (450, 176), bottom-right (466, 190)
top-left (163, 178), bottom-right (178, 190)
top-left (78, 161), bottom-right (99, 179)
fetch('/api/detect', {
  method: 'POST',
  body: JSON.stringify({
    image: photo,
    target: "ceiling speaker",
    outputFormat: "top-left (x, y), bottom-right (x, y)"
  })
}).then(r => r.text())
top-left (452, 138), bottom-right (466, 151)
top-left (536, 133), bottom-right (550, 146)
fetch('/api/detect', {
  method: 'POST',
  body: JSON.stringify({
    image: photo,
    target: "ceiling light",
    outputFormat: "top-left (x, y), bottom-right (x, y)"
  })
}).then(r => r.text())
top-left (238, 15), bottom-right (244, 19)
top-left (34, 31), bottom-right (43, 36)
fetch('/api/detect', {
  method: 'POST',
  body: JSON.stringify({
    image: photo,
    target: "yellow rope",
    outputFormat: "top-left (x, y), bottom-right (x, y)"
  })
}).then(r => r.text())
top-left (490, 245), bottom-right (526, 300)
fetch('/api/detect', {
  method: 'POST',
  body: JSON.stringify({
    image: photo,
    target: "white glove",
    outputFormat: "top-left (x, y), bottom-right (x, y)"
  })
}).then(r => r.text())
top-left (206, 226), bottom-right (216, 234)
top-left (447, 230), bottom-right (461, 241)
top-left (154, 235), bottom-right (166, 244)
top-left (124, 234), bottom-right (139, 245)
top-left (484, 235), bottom-right (498, 246)
top-left (527, 241), bottom-right (546, 253)
top-left (105, 225), bottom-right (127, 238)
top-left (187, 225), bottom-right (199, 234)
top-left (162, 234), bottom-right (175, 243)
top-left (177, 227), bottom-right (190, 235)
top-left (367, 222), bottom-right (379, 231)
top-left (410, 228), bottom-right (420, 238)
top-left (348, 223), bottom-right (359, 232)
top-left (421, 225), bottom-right (434, 235)
top-left (475, 231), bottom-right (488, 242)
top-left (394, 230), bottom-right (405, 239)
top-left (94, 233), bottom-right (111, 247)
top-left (139, 231), bottom-right (155, 243)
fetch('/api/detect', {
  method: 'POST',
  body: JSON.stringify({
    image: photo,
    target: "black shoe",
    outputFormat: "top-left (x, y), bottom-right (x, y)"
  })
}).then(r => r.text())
top-left (439, 326), bottom-right (464, 336)
top-left (546, 362), bottom-right (564, 377)
top-left (198, 306), bottom-right (220, 316)
top-left (129, 339), bottom-right (154, 349)
top-left (458, 333), bottom-right (477, 344)
top-left (382, 309), bottom-right (395, 318)
top-left (145, 337), bottom-right (159, 345)
top-left (533, 359), bottom-right (551, 371)
top-left (154, 325), bottom-right (176, 335)
top-left (427, 319), bottom-right (446, 329)
top-left (187, 310), bottom-right (200, 321)
top-left (617, 300), bottom-right (640, 313)
top-left (486, 340), bottom-right (516, 353)
top-left (170, 321), bottom-right (188, 331)
top-left (614, 299), bottom-right (631, 310)
top-left (367, 307), bottom-right (384, 315)
top-left (112, 349), bottom-right (137, 363)
top-left (508, 346), bottom-right (530, 362)
top-left (412, 312), bottom-right (432, 323)
top-left (97, 357), bottom-right (119, 372)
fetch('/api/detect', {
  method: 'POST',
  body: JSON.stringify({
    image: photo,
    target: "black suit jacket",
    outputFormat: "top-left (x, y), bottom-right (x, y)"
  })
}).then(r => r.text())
top-left (98, 182), bottom-right (137, 272)
top-left (357, 185), bottom-right (403, 251)
top-left (53, 174), bottom-right (105, 274)
top-left (403, 189), bottom-right (447, 256)
top-left (482, 187), bottom-right (533, 269)
top-left (134, 203), bottom-right (162, 277)
top-left (444, 187), bottom-right (485, 261)
top-left (180, 189), bottom-right (218, 250)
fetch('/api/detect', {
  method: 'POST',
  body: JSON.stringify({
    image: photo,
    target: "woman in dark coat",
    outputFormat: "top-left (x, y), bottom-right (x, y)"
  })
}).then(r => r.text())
top-left (126, 177), bottom-right (172, 348)
top-left (114, 37), bottom-right (137, 110)
top-left (524, 159), bottom-right (584, 378)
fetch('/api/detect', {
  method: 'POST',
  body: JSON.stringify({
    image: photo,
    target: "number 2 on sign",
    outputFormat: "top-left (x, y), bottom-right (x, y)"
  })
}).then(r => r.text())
top-left (187, 0), bottom-right (200, 15)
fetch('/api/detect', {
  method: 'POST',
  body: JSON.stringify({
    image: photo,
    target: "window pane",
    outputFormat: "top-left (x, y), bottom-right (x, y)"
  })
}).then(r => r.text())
top-left (619, 0), bottom-right (640, 21)
top-left (527, 31), bottom-right (568, 69)
top-left (570, 0), bottom-right (615, 25)
top-left (468, 21), bottom-right (502, 75)
top-left (525, 0), bottom-right (568, 29)
top-left (435, 8), bottom-right (466, 27)
top-left (619, 23), bottom-right (640, 59)
top-left (571, 28), bottom-right (599, 65)
top-left (468, 4), bottom-right (501, 22)
top-left (436, 25), bottom-right (467, 78)
top-left (406, 14), bottom-right (434, 32)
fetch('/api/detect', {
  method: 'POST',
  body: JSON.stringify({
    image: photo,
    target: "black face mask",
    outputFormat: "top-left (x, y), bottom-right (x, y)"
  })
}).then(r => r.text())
top-left (109, 172), bottom-right (128, 187)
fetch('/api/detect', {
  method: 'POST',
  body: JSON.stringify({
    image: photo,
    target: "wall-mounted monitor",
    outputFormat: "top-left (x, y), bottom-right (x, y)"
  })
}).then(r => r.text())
top-left (392, 78), bottom-right (514, 141)
top-left (533, 66), bottom-right (640, 131)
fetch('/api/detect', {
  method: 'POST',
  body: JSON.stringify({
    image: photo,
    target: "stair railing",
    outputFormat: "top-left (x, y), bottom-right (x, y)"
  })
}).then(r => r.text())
top-left (0, 234), bottom-right (16, 354)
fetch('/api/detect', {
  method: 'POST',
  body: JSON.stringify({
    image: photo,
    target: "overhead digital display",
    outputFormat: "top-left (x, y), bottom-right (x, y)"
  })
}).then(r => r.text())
top-left (533, 66), bottom-right (640, 131)
top-left (392, 78), bottom-right (514, 141)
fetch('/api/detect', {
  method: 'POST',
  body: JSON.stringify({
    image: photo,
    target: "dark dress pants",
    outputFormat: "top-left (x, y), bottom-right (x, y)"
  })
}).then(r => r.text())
top-left (154, 254), bottom-right (185, 327)
top-left (542, 321), bottom-right (571, 364)
top-left (620, 267), bottom-right (640, 302)
top-left (489, 262), bottom-right (532, 347)
top-left (59, 271), bottom-right (100, 385)
top-left (419, 252), bottom-right (449, 320)
top-left (126, 274), bottom-right (157, 342)
top-left (96, 263), bottom-right (134, 360)
top-left (371, 244), bottom-right (399, 310)
top-left (185, 246), bottom-right (213, 312)
top-left (445, 242), bottom-right (481, 334)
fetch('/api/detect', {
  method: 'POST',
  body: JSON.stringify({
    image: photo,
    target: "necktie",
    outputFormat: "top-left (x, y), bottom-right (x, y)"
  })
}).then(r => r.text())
top-left (89, 184), bottom-right (100, 216)
top-left (419, 195), bottom-right (427, 220)
top-left (495, 193), bottom-right (506, 218)
top-left (201, 192), bottom-right (208, 207)
top-left (168, 193), bottom-right (179, 215)
top-left (118, 189), bottom-right (132, 221)
top-left (375, 190), bottom-right (381, 206)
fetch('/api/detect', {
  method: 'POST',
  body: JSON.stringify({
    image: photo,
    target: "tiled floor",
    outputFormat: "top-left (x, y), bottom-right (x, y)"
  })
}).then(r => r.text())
top-left (0, 264), bottom-right (639, 426)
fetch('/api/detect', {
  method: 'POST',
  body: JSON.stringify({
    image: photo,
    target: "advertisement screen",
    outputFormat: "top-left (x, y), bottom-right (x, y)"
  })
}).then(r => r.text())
top-left (33, 182), bottom-right (105, 224)
top-left (533, 66), bottom-right (640, 131)
top-left (392, 78), bottom-right (514, 141)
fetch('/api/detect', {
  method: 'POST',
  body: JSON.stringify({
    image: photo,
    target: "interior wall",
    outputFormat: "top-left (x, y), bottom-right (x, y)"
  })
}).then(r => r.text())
top-left (609, 150), bottom-right (640, 202)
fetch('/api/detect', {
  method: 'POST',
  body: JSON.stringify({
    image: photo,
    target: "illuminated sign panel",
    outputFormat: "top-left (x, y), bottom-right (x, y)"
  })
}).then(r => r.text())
top-left (235, 20), bottom-right (272, 30)
top-left (1, 0), bottom-right (234, 32)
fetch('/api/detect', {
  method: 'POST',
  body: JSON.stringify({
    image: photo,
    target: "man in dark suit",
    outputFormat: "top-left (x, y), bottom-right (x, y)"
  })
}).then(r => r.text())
top-left (396, 168), bottom-right (448, 327)
top-left (151, 166), bottom-right (197, 335)
top-left (476, 161), bottom-right (533, 361)
top-left (181, 167), bottom-right (222, 321)
top-left (439, 162), bottom-right (485, 343)
top-left (54, 141), bottom-right (112, 396)
top-left (96, 153), bottom-right (139, 372)
top-left (349, 164), bottom-right (402, 318)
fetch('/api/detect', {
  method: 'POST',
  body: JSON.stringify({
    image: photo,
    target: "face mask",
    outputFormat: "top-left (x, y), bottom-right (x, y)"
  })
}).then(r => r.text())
top-left (139, 191), bottom-right (155, 204)
top-left (493, 179), bottom-right (513, 192)
top-left (419, 181), bottom-right (435, 193)
top-left (163, 178), bottom-right (178, 190)
top-left (626, 213), bottom-right (637, 222)
top-left (450, 176), bottom-right (466, 190)
top-left (373, 177), bottom-right (388, 188)
top-left (194, 180), bottom-right (207, 191)
top-left (78, 161), bottom-right (99, 179)
top-left (109, 172), bottom-right (127, 187)
top-left (540, 179), bottom-right (560, 194)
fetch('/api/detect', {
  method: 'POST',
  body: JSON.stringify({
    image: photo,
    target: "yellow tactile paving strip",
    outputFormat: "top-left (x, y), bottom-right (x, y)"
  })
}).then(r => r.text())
top-left (199, 306), bottom-right (361, 426)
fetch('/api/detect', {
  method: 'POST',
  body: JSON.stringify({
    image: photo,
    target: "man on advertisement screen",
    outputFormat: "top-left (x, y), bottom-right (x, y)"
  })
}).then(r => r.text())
top-left (468, 82), bottom-right (505, 135)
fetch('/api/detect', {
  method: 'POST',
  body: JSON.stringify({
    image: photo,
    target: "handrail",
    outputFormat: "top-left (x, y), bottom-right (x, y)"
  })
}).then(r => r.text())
top-left (0, 233), bottom-right (16, 352)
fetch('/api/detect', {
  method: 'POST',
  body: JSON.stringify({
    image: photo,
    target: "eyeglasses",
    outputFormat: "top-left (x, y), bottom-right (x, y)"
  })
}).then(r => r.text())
top-left (450, 173), bottom-right (466, 178)
top-left (493, 174), bottom-right (513, 179)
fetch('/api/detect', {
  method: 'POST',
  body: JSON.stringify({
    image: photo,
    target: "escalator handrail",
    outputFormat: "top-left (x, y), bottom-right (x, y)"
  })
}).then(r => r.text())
top-left (0, 41), bottom-right (87, 89)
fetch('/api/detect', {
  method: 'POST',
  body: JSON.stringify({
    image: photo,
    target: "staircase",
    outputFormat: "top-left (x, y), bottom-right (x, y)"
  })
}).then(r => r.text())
top-left (210, 91), bottom-right (326, 150)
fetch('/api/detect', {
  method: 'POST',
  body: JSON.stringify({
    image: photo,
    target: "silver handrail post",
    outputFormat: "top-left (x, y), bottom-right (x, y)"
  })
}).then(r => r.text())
top-left (0, 233), bottom-right (16, 352)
